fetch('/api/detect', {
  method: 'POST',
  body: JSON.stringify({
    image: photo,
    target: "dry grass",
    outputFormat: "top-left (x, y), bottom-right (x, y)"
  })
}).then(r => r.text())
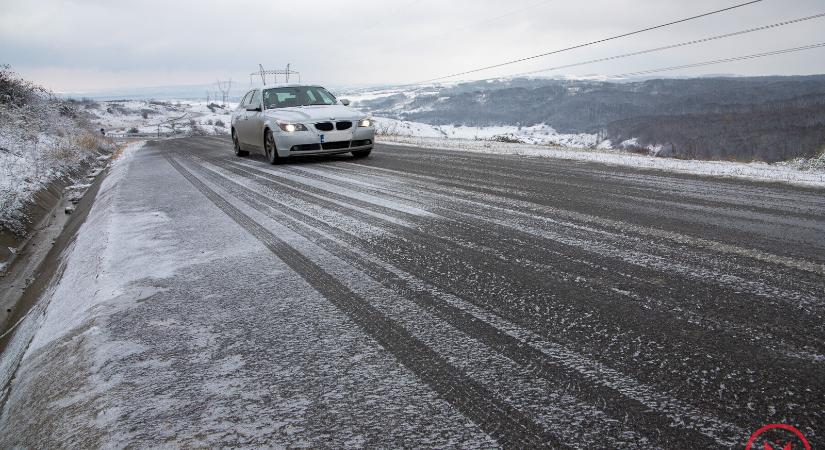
top-left (74, 132), bottom-right (102, 152)
top-left (73, 131), bottom-right (116, 153)
top-left (45, 144), bottom-right (77, 163)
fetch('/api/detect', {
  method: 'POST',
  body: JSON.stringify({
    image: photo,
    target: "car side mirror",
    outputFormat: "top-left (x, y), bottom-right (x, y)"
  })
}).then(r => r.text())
top-left (340, 99), bottom-right (350, 106)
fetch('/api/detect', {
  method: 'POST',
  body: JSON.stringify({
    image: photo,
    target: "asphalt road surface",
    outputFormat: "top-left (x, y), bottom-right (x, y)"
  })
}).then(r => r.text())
top-left (2, 136), bottom-right (823, 448)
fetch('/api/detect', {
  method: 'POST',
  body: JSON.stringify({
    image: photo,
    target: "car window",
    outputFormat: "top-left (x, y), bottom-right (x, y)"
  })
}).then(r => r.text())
top-left (248, 90), bottom-right (261, 109)
top-left (239, 91), bottom-right (253, 108)
top-left (315, 88), bottom-right (336, 105)
top-left (263, 86), bottom-right (338, 109)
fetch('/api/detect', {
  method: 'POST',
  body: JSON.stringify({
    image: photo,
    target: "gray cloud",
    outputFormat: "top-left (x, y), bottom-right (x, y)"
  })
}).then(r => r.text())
top-left (1, 0), bottom-right (824, 92)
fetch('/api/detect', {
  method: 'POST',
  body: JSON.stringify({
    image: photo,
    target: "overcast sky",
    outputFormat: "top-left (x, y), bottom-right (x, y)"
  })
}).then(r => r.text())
top-left (2, 0), bottom-right (825, 93)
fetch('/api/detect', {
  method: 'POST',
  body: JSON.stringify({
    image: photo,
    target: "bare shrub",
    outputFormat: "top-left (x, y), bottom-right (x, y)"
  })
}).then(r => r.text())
top-left (127, 127), bottom-right (139, 134)
top-left (58, 103), bottom-right (78, 118)
top-left (214, 119), bottom-right (225, 128)
top-left (0, 64), bottom-right (47, 107)
top-left (188, 122), bottom-right (210, 136)
top-left (490, 134), bottom-right (524, 144)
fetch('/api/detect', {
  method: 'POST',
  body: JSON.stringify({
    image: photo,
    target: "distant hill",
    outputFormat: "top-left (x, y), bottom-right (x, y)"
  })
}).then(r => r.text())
top-left (353, 76), bottom-right (825, 162)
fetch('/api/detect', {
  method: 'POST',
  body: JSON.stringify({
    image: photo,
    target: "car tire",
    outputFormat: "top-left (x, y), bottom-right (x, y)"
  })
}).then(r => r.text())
top-left (233, 130), bottom-right (248, 157)
top-left (264, 129), bottom-right (282, 165)
top-left (352, 148), bottom-right (372, 158)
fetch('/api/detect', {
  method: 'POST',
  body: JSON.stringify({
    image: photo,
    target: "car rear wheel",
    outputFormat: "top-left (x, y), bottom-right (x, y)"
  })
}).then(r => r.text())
top-left (264, 129), bottom-right (281, 165)
top-left (233, 130), bottom-right (248, 157)
top-left (352, 148), bottom-right (372, 158)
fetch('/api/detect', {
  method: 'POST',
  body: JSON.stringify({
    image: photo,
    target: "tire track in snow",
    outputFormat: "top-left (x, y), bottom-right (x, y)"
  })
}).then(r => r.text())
top-left (324, 160), bottom-right (825, 304)
top-left (179, 155), bottom-right (655, 447)
top-left (195, 153), bottom-right (825, 433)
top-left (293, 162), bottom-right (824, 309)
top-left (342, 160), bottom-right (825, 275)
top-left (180, 150), bottom-right (741, 447)
top-left (383, 149), bottom-right (825, 219)
top-left (164, 153), bottom-right (562, 448)
top-left (226, 158), bottom-right (825, 358)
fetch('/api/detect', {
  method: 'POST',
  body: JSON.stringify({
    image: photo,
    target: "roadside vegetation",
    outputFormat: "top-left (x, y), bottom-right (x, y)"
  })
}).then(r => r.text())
top-left (0, 65), bottom-right (115, 235)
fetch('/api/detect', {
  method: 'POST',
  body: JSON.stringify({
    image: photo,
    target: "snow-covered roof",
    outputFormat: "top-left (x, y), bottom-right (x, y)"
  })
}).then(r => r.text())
top-left (256, 83), bottom-right (322, 90)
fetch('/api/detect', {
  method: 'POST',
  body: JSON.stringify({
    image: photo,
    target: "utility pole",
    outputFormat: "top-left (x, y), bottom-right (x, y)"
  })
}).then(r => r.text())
top-left (216, 79), bottom-right (232, 106)
top-left (249, 64), bottom-right (300, 87)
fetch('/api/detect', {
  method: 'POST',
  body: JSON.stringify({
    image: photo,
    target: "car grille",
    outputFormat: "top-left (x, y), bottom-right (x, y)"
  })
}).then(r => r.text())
top-left (315, 122), bottom-right (334, 131)
top-left (290, 143), bottom-right (322, 151)
top-left (321, 141), bottom-right (351, 150)
top-left (336, 121), bottom-right (352, 130)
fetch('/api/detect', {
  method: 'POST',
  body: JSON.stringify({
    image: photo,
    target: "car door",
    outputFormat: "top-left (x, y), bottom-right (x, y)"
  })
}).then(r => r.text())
top-left (242, 89), bottom-right (263, 150)
top-left (234, 91), bottom-right (253, 147)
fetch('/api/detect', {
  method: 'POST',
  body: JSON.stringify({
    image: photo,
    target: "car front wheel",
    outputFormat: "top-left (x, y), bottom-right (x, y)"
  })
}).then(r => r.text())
top-left (264, 129), bottom-right (281, 165)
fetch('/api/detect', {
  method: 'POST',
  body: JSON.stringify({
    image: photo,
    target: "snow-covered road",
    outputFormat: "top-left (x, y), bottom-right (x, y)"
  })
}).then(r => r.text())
top-left (1, 136), bottom-right (823, 447)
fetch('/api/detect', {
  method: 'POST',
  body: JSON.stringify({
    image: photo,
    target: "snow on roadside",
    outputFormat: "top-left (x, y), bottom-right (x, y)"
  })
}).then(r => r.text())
top-left (376, 133), bottom-right (825, 188)
top-left (0, 141), bottom-right (144, 394)
top-left (23, 141), bottom-right (154, 352)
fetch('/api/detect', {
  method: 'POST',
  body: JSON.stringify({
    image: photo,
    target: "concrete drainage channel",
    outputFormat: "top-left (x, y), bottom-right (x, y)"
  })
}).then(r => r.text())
top-left (0, 143), bottom-right (130, 402)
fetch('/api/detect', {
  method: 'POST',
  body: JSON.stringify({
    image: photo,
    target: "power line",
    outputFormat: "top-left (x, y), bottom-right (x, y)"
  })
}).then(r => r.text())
top-left (509, 12), bottom-right (825, 78)
top-left (417, 0), bottom-right (764, 83)
top-left (610, 42), bottom-right (825, 78)
top-left (382, 0), bottom-right (554, 54)
top-left (337, 0), bottom-right (554, 67)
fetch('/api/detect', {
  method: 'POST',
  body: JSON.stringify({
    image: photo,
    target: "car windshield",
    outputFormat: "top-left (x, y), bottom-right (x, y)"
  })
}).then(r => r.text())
top-left (262, 86), bottom-right (337, 109)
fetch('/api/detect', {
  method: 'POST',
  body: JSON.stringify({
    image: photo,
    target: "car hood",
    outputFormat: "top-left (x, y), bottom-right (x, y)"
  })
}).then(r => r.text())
top-left (263, 105), bottom-right (365, 122)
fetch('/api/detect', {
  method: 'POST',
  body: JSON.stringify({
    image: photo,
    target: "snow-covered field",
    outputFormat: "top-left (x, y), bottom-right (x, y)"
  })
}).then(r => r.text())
top-left (373, 117), bottom-right (603, 148)
top-left (84, 100), bottom-right (234, 136)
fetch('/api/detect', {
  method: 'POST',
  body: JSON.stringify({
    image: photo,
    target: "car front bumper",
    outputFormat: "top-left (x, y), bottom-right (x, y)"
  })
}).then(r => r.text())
top-left (273, 126), bottom-right (375, 157)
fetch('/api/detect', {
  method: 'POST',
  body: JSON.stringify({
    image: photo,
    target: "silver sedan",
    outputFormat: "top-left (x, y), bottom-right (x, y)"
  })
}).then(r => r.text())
top-left (230, 84), bottom-right (375, 164)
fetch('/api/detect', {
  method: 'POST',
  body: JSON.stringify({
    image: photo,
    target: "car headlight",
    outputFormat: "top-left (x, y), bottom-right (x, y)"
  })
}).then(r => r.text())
top-left (358, 118), bottom-right (373, 128)
top-left (278, 123), bottom-right (307, 132)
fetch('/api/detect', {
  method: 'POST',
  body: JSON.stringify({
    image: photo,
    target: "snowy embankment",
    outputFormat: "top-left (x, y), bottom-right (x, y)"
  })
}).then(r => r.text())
top-left (372, 117), bottom-right (825, 188)
top-left (0, 80), bottom-right (116, 236)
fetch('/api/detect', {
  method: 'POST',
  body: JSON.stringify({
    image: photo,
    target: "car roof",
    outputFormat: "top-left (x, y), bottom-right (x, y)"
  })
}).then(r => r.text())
top-left (256, 84), bottom-right (324, 90)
